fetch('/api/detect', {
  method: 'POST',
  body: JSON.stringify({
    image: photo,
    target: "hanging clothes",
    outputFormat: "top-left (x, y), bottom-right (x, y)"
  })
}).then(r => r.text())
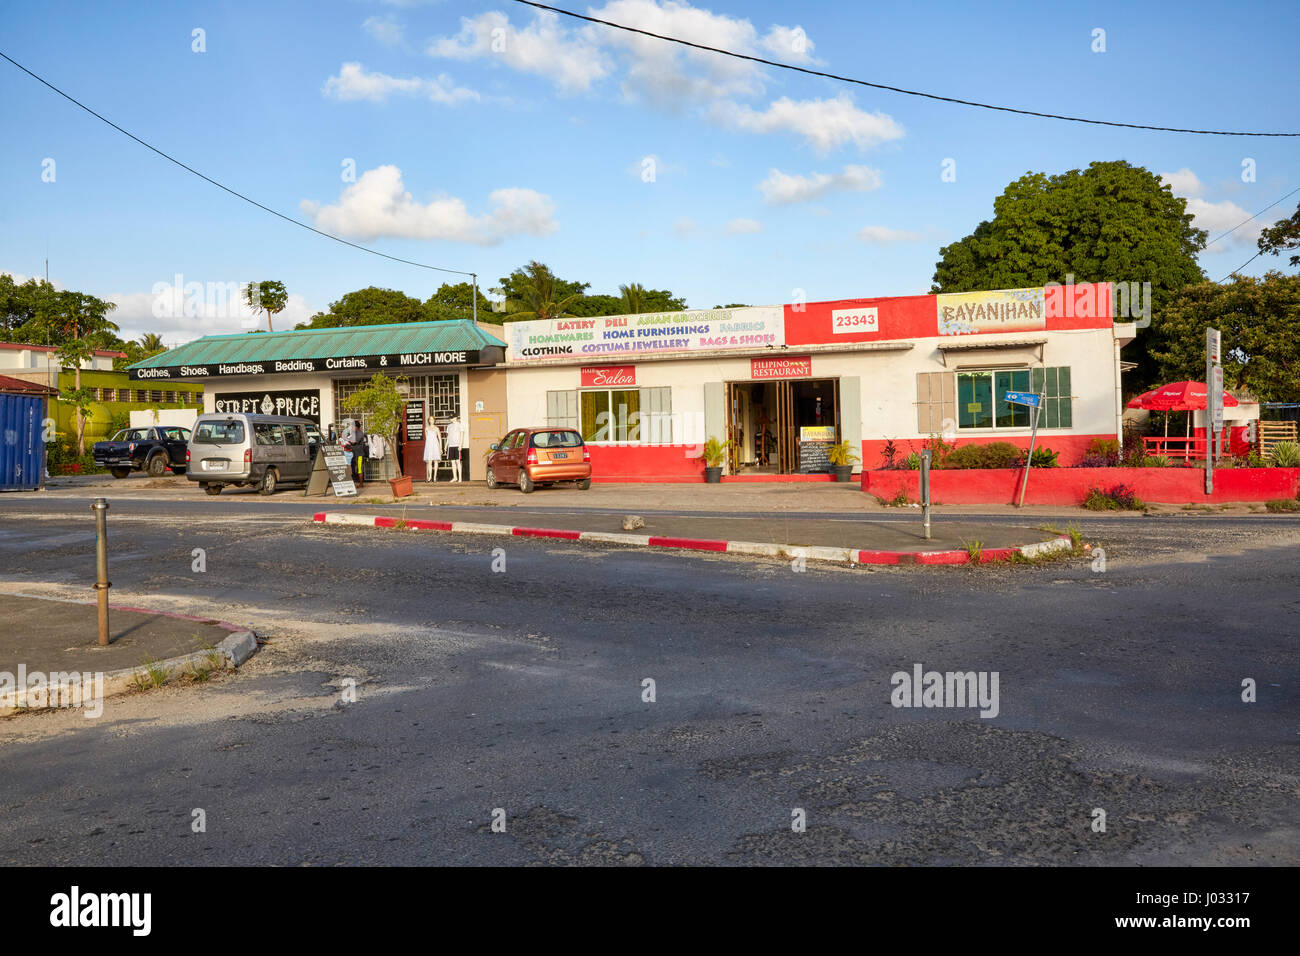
top-left (423, 422), bottom-right (443, 462)
top-left (445, 418), bottom-right (464, 450)
top-left (367, 433), bottom-right (385, 459)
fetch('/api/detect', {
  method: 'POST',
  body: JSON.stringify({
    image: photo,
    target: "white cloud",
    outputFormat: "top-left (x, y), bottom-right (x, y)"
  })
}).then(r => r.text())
top-left (725, 218), bottom-right (762, 234)
top-left (429, 9), bottom-right (609, 94)
top-left (714, 95), bottom-right (904, 153)
top-left (1160, 168), bottom-right (1204, 197)
top-left (1, 270), bottom-right (61, 289)
top-left (758, 25), bottom-right (818, 64)
top-left (674, 217), bottom-right (698, 238)
top-left (1185, 198), bottom-right (1260, 244)
top-left (300, 165), bottom-right (558, 244)
top-left (759, 164), bottom-right (882, 204)
top-left (362, 16), bottom-right (405, 47)
top-left (856, 225), bottom-right (922, 244)
top-left (106, 282), bottom-right (317, 344)
top-left (324, 62), bottom-right (478, 105)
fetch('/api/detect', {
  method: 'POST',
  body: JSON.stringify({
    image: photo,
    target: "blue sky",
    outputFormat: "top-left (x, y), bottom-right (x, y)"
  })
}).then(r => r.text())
top-left (2, 0), bottom-right (1297, 344)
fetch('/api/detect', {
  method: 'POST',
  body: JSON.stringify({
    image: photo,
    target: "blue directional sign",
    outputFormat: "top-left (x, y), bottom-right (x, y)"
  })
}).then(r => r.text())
top-left (1004, 391), bottom-right (1040, 407)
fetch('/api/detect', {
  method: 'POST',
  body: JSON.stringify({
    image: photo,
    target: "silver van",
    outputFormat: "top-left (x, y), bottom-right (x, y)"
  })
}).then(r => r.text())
top-left (187, 413), bottom-right (322, 496)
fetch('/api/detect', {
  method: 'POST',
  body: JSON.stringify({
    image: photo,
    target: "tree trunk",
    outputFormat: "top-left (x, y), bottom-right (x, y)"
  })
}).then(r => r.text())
top-left (74, 341), bottom-right (85, 457)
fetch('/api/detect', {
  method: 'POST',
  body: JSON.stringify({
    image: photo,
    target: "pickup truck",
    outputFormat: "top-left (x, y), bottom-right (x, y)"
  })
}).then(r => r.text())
top-left (92, 426), bottom-right (191, 479)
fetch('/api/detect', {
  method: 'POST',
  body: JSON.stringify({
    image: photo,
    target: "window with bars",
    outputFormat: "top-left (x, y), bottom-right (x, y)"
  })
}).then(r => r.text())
top-left (334, 374), bottom-right (459, 432)
top-left (1032, 366), bottom-right (1073, 428)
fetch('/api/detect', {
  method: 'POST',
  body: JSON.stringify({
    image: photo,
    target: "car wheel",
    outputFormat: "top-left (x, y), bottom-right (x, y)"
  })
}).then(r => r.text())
top-left (110, 467), bottom-right (131, 480)
top-left (485, 465), bottom-right (498, 489)
top-left (576, 478), bottom-right (591, 490)
top-left (258, 468), bottom-right (278, 495)
top-left (203, 483), bottom-right (223, 496)
top-left (146, 454), bottom-right (168, 477)
top-left (519, 470), bottom-right (535, 494)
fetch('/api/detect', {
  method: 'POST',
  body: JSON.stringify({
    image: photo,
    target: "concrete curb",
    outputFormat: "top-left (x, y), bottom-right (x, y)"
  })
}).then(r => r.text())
top-left (313, 512), bottom-right (1074, 568)
top-left (0, 593), bottom-right (259, 717)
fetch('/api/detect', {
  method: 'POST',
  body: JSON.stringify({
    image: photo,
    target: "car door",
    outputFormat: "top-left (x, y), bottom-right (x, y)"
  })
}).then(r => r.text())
top-left (163, 427), bottom-right (188, 464)
top-left (280, 424), bottom-right (309, 479)
top-left (497, 431), bottom-right (520, 482)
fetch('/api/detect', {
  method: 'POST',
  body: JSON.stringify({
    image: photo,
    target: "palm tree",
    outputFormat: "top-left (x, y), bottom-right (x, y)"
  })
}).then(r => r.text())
top-left (138, 332), bottom-right (165, 354)
top-left (504, 261), bottom-right (583, 321)
top-left (618, 282), bottom-right (648, 314)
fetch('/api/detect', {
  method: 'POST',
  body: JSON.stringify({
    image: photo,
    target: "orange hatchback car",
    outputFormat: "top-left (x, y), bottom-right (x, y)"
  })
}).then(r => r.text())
top-left (485, 426), bottom-right (592, 493)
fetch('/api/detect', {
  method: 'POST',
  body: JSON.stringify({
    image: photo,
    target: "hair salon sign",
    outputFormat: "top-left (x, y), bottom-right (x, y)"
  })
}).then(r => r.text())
top-left (580, 365), bottom-right (636, 388)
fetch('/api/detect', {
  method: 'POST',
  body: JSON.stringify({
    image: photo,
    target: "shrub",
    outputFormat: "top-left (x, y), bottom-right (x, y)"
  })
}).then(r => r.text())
top-left (1082, 483), bottom-right (1145, 511)
top-left (879, 439), bottom-right (899, 469)
top-left (943, 441), bottom-right (1022, 469)
top-left (1075, 453), bottom-right (1112, 468)
top-left (1145, 455), bottom-right (1170, 468)
top-left (1265, 498), bottom-right (1300, 512)
top-left (1270, 441), bottom-right (1300, 467)
top-left (1021, 446), bottom-right (1058, 468)
top-left (1088, 438), bottom-right (1121, 463)
top-left (905, 452), bottom-right (921, 470)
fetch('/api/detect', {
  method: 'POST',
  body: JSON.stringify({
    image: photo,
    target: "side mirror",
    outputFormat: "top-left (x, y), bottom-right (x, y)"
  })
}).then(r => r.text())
top-left (489, 443), bottom-right (498, 451)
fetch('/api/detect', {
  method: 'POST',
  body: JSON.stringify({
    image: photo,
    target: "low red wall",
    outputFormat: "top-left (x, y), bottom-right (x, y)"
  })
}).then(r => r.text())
top-left (590, 444), bottom-right (705, 483)
top-left (862, 467), bottom-right (1300, 505)
top-left (860, 435), bottom-right (1109, 470)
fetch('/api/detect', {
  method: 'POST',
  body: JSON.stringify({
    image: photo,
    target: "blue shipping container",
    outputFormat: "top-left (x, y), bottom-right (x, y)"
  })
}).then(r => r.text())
top-left (0, 392), bottom-right (46, 491)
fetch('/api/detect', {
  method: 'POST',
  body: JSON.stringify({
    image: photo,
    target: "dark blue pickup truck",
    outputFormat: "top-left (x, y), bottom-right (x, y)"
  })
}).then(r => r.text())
top-left (92, 426), bottom-right (191, 479)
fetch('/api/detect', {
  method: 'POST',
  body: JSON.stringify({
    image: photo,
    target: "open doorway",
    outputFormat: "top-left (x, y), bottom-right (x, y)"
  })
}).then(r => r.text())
top-left (726, 378), bottom-right (839, 474)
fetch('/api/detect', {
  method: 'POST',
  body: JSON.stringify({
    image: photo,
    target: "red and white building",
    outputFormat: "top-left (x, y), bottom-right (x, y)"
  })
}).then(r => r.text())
top-left (502, 283), bottom-right (1136, 480)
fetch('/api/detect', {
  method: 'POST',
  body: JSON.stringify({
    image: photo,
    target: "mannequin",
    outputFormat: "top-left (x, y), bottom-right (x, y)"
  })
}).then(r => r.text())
top-left (423, 415), bottom-right (443, 482)
top-left (445, 416), bottom-right (464, 482)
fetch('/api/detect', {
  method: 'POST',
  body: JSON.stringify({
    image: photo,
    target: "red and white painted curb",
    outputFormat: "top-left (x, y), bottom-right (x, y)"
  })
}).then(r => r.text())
top-left (312, 512), bottom-right (1073, 566)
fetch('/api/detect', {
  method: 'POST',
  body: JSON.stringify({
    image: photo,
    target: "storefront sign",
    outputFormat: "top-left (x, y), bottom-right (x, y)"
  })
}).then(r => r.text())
top-left (831, 307), bottom-right (878, 334)
top-left (750, 356), bottom-right (812, 380)
top-left (506, 307), bottom-right (784, 362)
top-left (800, 425), bottom-right (836, 442)
top-left (212, 389), bottom-right (322, 423)
top-left (128, 351), bottom-right (479, 380)
top-left (937, 289), bottom-right (1045, 335)
top-left (580, 365), bottom-right (636, 387)
top-left (799, 441), bottom-right (832, 474)
top-left (405, 399), bottom-right (425, 441)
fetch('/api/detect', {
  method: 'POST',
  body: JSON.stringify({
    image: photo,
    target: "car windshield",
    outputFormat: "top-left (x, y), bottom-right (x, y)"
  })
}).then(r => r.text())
top-left (531, 430), bottom-right (583, 448)
top-left (194, 421), bottom-right (245, 444)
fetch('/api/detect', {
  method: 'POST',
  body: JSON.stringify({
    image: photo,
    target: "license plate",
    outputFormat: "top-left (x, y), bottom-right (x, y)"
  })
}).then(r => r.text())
top-left (203, 460), bottom-right (227, 471)
top-left (551, 452), bottom-right (568, 459)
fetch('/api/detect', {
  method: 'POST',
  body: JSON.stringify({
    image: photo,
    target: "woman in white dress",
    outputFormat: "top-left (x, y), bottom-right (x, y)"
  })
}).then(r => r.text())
top-left (423, 416), bottom-right (443, 482)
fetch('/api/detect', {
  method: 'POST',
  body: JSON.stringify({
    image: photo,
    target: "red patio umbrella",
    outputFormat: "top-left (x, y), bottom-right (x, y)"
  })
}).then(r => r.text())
top-left (1127, 380), bottom-right (1239, 447)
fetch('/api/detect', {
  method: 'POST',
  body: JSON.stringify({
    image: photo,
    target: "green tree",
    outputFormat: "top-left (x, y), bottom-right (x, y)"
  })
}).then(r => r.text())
top-left (1150, 272), bottom-right (1300, 401)
top-left (298, 286), bottom-right (426, 329)
top-left (497, 261), bottom-right (585, 322)
top-left (52, 291), bottom-right (119, 455)
top-left (618, 282), bottom-right (647, 314)
top-left (713, 303), bottom-right (750, 309)
top-left (1258, 201), bottom-right (1300, 269)
top-left (423, 281), bottom-right (493, 322)
top-left (244, 280), bottom-right (288, 332)
top-left (137, 332), bottom-right (165, 353)
top-left (341, 373), bottom-right (406, 479)
top-left (932, 160), bottom-right (1207, 389)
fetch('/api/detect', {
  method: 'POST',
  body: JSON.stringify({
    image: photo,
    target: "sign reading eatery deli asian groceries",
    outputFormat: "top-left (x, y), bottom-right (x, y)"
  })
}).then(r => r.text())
top-left (507, 307), bottom-right (784, 362)
top-left (581, 365), bottom-right (636, 388)
top-left (751, 356), bottom-right (811, 379)
top-left (937, 288), bottom-right (1045, 335)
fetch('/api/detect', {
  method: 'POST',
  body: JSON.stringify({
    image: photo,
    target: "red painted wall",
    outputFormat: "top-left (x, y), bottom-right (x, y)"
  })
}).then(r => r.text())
top-left (589, 444), bottom-right (705, 483)
top-left (860, 435), bottom-right (1108, 470)
top-left (862, 467), bottom-right (1300, 505)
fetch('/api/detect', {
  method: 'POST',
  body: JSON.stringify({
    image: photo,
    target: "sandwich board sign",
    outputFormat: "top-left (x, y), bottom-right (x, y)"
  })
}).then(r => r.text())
top-left (304, 444), bottom-right (357, 497)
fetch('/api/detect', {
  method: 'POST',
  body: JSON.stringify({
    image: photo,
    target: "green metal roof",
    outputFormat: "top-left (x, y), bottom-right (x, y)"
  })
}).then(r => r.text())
top-left (128, 320), bottom-right (505, 369)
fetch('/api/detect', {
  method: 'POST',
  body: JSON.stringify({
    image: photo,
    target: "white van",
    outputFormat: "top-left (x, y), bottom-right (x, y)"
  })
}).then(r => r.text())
top-left (187, 413), bottom-right (322, 495)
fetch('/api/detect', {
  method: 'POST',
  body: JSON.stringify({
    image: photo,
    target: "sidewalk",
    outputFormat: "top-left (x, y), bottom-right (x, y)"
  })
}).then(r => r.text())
top-left (0, 591), bottom-right (258, 715)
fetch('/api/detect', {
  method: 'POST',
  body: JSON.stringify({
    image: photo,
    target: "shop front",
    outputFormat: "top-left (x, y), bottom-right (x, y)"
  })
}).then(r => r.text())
top-left (127, 320), bottom-right (506, 481)
top-left (502, 284), bottom-right (1133, 482)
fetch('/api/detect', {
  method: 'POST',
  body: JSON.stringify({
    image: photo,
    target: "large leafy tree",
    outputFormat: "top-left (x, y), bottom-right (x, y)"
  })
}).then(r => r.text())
top-left (932, 160), bottom-right (1207, 389)
top-left (1258, 201), bottom-right (1300, 269)
top-left (1150, 272), bottom-right (1300, 402)
top-left (423, 281), bottom-right (493, 322)
top-left (297, 286), bottom-right (426, 329)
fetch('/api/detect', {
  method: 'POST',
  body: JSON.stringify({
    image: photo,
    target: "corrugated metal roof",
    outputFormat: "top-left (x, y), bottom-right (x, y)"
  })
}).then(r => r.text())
top-left (128, 320), bottom-right (505, 369)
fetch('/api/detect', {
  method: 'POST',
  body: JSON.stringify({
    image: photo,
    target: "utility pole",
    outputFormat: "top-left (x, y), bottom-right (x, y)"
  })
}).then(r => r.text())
top-left (471, 273), bottom-right (478, 325)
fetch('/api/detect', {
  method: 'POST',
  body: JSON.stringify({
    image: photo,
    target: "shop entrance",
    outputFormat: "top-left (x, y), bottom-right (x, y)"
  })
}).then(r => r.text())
top-left (725, 378), bottom-right (839, 474)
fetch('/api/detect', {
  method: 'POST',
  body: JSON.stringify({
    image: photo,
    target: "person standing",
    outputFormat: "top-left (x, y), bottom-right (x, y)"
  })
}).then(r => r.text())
top-left (353, 418), bottom-right (367, 488)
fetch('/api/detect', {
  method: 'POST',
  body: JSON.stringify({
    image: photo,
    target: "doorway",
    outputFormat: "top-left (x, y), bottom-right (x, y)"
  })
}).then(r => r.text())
top-left (726, 378), bottom-right (840, 474)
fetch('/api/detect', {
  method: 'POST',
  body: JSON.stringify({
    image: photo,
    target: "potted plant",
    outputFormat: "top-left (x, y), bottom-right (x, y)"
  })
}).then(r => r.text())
top-left (697, 437), bottom-right (733, 483)
top-left (826, 440), bottom-right (860, 482)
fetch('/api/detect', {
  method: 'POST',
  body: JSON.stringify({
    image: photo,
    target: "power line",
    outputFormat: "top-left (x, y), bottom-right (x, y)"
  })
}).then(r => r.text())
top-left (0, 50), bottom-right (476, 279)
top-left (1205, 184), bottom-right (1300, 247)
top-left (512, 0), bottom-right (1300, 137)
top-left (1219, 251), bottom-right (1262, 282)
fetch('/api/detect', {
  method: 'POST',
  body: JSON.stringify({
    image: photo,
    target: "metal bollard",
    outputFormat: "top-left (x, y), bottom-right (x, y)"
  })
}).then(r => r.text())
top-left (920, 450), bottom-right (932, 540)
top-left (91, 498), bottom-right (111, 646)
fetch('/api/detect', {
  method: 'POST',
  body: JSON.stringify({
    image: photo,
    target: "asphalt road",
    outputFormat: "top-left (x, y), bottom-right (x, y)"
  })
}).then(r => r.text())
top-left (0, 496), bottom-right (1296, 865)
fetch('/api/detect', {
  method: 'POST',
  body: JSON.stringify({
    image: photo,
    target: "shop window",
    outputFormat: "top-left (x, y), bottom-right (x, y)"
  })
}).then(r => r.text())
top-left (956, 367), bottom-right (1072, 430)
top-left (581, 389), bottom-right (641, 442)
top-left (546, 390), bottom-right (579, 429)
top-left (1033, 366), bottom-right (1073, 428)
top-left (915, 371), bottom-right (955, 434)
